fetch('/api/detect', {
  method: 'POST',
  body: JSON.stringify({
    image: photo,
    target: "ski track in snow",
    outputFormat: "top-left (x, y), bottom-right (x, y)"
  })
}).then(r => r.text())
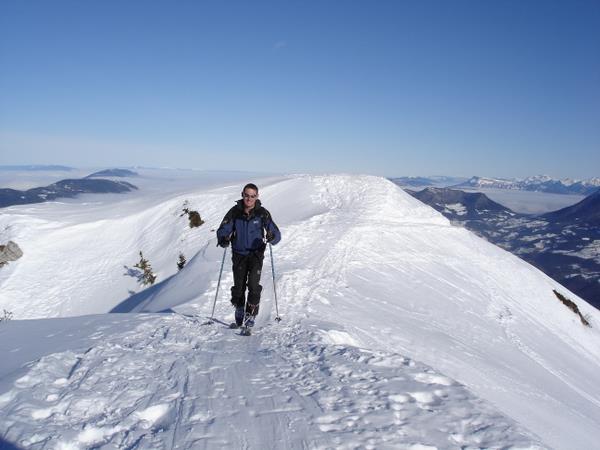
top-left (2, 174), bottom-right (600, 449)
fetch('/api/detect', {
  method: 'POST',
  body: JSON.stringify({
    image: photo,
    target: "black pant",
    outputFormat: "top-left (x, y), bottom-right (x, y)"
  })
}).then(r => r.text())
top-left (231, 250), bottom-right (264, 315)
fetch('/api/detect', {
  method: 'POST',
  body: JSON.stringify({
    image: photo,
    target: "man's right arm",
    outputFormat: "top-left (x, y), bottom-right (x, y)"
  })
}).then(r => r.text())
top-left (216, 208), bottom-right (235, 247)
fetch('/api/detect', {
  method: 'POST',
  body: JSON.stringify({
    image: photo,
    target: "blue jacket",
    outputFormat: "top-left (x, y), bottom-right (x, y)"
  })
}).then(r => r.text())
top-left (217, 199), bottom-right (281, 255)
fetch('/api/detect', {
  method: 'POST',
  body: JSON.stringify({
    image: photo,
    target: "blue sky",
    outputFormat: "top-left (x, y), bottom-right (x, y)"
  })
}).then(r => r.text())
top-left (1, 0), bottom-right (599, 178)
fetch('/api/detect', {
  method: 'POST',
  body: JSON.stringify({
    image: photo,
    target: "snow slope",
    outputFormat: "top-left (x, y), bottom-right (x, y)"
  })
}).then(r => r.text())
top-left (0, 169), bottom-right (286, 317)
top-left (1, 173), bottom-right (600, 449)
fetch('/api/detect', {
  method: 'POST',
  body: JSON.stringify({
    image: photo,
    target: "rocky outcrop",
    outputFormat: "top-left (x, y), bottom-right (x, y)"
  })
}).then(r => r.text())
top-left (0, 241), bottom-right (23, 267)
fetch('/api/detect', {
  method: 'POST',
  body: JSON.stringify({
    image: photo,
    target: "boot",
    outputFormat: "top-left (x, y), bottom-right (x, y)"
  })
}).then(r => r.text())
top-left (244, 313), bottom-right (255, 328)
top-left (235, 306), bottom-right (245, 326)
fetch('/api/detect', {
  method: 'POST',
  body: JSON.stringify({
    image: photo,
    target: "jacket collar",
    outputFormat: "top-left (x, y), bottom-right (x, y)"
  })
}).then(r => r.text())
top-left (236, 199), bottom-right (262, 215)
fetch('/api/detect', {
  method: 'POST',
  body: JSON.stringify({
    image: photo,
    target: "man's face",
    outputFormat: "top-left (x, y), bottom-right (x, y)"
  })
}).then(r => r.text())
top-left (243, 188), bottom-right (258, 209)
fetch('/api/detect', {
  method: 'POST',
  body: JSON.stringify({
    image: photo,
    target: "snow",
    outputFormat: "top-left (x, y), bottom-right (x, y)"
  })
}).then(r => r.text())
top-left (570, 240), bottom-right (600, 264)
top-left (1, 172), bottom-right (600, 449)
top-left (553, 240), bottom-right (600, 264)
top-left (442, 202), bottom-right (467, 215)
top-left (0, 315), bottom-right (544, 449)
top-left (321, 329), bottom-right (363, 347)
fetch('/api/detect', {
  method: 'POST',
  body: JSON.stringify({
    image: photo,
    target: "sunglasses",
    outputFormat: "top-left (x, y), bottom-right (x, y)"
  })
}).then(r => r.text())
top-left (243, 193), bottom-right (257, 199)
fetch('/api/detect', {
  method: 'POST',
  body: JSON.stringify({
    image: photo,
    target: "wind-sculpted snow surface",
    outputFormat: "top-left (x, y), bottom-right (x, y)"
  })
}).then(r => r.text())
top-left (0, 315), bottom-right (543, 449)
top-left (1, 173), bottom-right (600, 449)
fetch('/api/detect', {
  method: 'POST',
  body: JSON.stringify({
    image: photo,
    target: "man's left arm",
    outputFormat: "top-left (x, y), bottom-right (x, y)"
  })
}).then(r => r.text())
top-left (263, 210), bottom-right (281, 245)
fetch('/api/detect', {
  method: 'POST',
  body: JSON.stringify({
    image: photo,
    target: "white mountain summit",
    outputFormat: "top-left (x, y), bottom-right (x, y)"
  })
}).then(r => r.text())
top-left (1, 173), bottom-right (599, 449)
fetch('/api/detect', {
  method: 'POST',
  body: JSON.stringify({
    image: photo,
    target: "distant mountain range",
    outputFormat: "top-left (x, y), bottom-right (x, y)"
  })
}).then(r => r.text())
top-left (388, 176), bottom-right (467, 188)
top-left (453, 175), bottom-right (600, 195)
top-left (85, 169), bottom-right (139, 178)
top-left (390, 175), bottom-right (600, 195)
top-left (0, 179), bottom-right (138, 208)
top-left (409, 187), bottom-right (600, 309)
top-left (0, 165), bottom-right (75, 172)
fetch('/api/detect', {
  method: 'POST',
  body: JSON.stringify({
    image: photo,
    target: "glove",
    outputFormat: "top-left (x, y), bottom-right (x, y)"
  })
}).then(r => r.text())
top-left (218, 236), bottom-right (230, 248)
top-left (265, 231), bottom-right (275, 243)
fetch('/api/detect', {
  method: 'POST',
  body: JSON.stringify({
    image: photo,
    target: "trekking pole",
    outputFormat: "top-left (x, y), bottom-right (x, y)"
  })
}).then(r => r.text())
top-left (269, 243), bottom-right (281, 322)
top-left (205, 246), bottom-right (227, 325)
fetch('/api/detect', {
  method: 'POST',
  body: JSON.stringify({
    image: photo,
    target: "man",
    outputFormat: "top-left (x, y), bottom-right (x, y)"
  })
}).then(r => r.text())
top-left (216, 183), bottom-right (281, 328)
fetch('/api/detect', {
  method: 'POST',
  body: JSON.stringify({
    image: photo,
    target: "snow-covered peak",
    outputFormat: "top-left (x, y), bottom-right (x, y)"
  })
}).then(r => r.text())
top-left (464, 176), bottom-right (517, 188)
top-left (522, 174), bottom-right (554, 183)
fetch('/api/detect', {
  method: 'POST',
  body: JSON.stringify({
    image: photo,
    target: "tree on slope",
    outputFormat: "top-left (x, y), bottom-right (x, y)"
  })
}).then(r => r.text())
top-left (134, 251), bottom-right (157, 286)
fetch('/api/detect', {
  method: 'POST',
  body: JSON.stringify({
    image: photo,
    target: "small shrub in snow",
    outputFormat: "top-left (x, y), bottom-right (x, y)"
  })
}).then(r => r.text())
top-left (177, 253), bottom-right (186, 271)
top-left (134, 251), bottom-right (157, 286)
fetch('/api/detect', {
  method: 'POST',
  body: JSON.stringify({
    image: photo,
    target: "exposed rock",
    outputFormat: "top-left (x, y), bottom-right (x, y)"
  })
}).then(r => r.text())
top-left (0, 241), bottom-right (23, 267)
top-left (553, 290), bottom-right (591, 327)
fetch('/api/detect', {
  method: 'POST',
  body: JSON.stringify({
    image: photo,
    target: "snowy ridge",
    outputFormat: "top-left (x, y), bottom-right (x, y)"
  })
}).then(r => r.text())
top-left (1, 174), bottom-right (600, 449)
